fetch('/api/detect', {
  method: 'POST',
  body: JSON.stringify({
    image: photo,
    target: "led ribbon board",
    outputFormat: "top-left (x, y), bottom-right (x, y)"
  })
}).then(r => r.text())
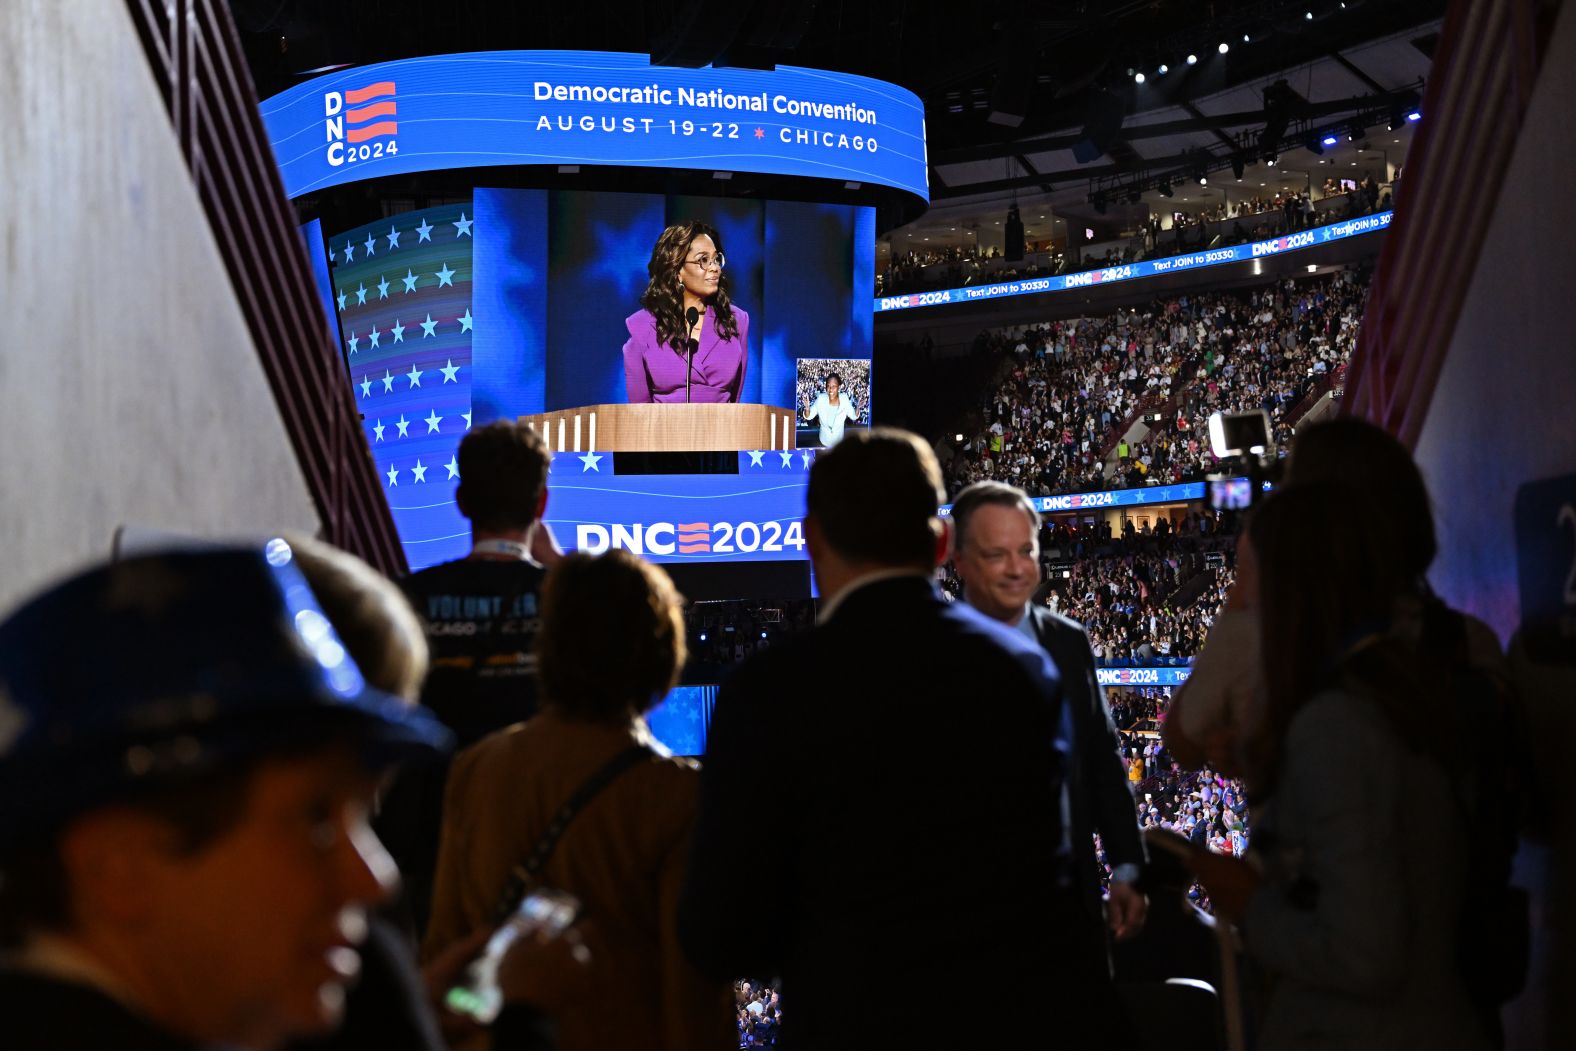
top-left (1096, 667), bottom-right (1193, 687)
top-left (939, 482), bottom-right (1207, 517)
top-left (877, 212), bottom-right (1394, 313)
top-left (259, 50), bottom-right (929, 202)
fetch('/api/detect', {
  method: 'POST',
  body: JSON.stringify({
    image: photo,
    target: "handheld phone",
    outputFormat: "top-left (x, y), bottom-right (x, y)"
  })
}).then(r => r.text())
top-left (444, 888), bottom-right (581, 1024)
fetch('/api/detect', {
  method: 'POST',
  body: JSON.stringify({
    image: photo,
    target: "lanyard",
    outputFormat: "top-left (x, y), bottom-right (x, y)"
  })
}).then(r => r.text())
top-left (470, 538), bottom-right (532, 561)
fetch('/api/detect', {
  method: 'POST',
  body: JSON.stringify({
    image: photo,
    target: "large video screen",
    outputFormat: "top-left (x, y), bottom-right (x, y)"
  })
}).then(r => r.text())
top-left (319, 190), bottom-right (873, 569)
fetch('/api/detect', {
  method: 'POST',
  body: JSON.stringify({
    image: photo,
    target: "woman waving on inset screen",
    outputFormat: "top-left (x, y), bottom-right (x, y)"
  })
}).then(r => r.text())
top-left (623, 222), bottom-right (748, 404)
top-left (801, 372), bottom-right (858, 448)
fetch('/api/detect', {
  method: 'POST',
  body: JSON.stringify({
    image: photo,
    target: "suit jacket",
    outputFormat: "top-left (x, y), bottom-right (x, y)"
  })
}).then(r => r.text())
top-left (679, 576), bottom-right (1102, 1049)
top-left (1025, 605), bottom-right (1147, 916)
top-left (424, 713), bottom-right (733, 1051)
top-left (622, 306), bottom-right (748, 403)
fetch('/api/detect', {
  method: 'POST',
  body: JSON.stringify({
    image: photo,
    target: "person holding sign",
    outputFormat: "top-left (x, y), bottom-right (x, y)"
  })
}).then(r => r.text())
top-left (623, 222), bottom-right (748, 404)
top-left (801, 372), bottom-right (859, 448)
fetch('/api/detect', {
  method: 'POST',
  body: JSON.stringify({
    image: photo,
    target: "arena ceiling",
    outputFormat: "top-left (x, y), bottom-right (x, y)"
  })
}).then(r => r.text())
top-left (232, 0), bottom-right (1445, 242)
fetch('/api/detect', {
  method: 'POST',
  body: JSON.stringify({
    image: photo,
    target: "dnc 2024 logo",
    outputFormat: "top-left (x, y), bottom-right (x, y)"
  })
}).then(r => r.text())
top-left (324, 81), bottom-right (398, 167)
top-left (575, 520), bottom-right (806, 557)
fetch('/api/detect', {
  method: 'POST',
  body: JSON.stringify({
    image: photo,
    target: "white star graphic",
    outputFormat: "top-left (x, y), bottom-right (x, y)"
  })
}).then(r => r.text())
top-left (420, 314), bottom-right (438, 338)
top-left (578, 452), bottom-right (603, 472)
top-left (372, 419), bottom-right (385, 442)
top-left (445, 456), bottom-right (460, 479)
top-left (376, 275), bottom-right (390, 299)
top-left (415, 218), bottom-right (433, 242)
top-left (458, 308), bottom-right (473, 333)
top-left (346, 331), bottom-right (359, 355)
top-left (453, 212), bottom-right (473, 237)
top-left (411, 459), bottom-right (428, 483)
top-left (462, 411), bottom-right (473, 430)
top-left (748, 450), bottom-right (765, 466)
top-left (381, 369), bottom-right (395, 393)
top-left (395, 414), bottom-right (411, 438)
top-left (406, 364), bottom-right (423, 388)
top-left (424, 410), bottom-right (442, 433)
top-left (435, 263), bottom-right (455, 287)
top-left (363, 233), bottom-right (376, 256)
top-left (358, 375), bottom-right (371, 398)
top-left (401, 270), bottom-right (418, 293)
top-left (440, 359), bottom-right (460, 383)
top-left (385, 464), bottom-right (399, 486)
top-left (344, 240), bottom-right (355, 261)
top-left (368, 325), bottom-right (381, 349)
top-left (386, 225), bottom-right (401, 249)
top-left (328, 245), bottom-right (337, 263)
top-left (391, 319), bottom-right (405, 343)
top-left (779, 451), bottom-right (794, 467)
top-left (801, 450), bottom-right (813, 468)
top-left (355, 283), bottom-right (367, 305)
top-left (336, 288), bottom-right (347, 310)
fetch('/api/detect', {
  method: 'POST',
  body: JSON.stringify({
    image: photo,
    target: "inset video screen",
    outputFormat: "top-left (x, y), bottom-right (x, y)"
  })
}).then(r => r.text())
top-left (319, 189), bottom-right (873, 569)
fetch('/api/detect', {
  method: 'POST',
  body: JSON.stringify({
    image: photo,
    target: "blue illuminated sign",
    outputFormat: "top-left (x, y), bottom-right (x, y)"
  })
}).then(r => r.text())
top-left (259, 51), bottom-right (928, 202)
top-left (544, 450), bottom-right (814, 564)
top-left (1096, 667), bottom-right (1191, 687)
top-left (940, 481), bottom-right (1206, 518)
top-left (876, 211), bottom-right (1393, 313)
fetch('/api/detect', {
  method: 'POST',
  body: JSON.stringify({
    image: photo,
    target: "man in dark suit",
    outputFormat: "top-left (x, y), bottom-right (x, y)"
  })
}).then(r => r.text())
top-left (950, 481), bottom-right (1149, 970)
top-left (679, 429), bottom-right (1103, 1049)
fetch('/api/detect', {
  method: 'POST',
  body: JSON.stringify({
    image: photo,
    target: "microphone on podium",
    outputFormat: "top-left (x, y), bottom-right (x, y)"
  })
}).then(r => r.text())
top-left (683, 306), bottom-right (700, 403)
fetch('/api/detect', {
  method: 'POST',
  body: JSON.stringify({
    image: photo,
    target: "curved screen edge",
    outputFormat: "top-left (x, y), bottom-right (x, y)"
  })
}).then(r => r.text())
top-left (259, 50), bottom-right (929, 204)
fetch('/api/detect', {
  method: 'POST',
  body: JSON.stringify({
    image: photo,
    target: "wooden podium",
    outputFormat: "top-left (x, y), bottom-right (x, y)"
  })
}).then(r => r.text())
top-left (518, 403), bottom-right (797, 453)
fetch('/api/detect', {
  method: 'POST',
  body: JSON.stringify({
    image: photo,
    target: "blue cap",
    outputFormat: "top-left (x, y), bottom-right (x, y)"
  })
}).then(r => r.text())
top-left (0, 545), bottom-right (451, 850)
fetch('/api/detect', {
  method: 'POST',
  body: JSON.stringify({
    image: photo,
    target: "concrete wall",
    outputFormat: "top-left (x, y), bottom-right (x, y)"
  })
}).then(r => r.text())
top-left (0, 1), bottom-right (319, 611)
top-left (1411, 5), bottom-right (1576, 1047)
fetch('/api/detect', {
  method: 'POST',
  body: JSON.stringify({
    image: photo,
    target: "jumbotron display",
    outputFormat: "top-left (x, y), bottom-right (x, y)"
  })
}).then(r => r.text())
top-left (260, 50), bottom-right (929, 203)
top-left (309, 188), bottom-right (873, 570)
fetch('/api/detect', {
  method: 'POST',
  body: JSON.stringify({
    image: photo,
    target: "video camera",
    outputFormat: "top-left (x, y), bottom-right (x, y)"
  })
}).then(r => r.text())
top-left (1205, 410), bottom-right (1281, 511)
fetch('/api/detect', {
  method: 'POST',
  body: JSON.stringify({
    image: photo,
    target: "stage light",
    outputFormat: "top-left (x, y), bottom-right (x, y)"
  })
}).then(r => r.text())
top-left (1134, 72), bottom-right (1146, 84)
top-left (1243, 33), bottom-right (1250, 42)
top-left (699, 632), bottom-right (707, 641)
top-left (1218, 42), bottom-right (1230, 54)
top-left (1199, 175), bottom-right (1208, 185)
top-left (1322, 134), bottom-right (1339, 146)
top-left (761, 631), bottom-right (768, 639)
top-left (1406, 110), bottom-right (1422, 122)
top-left (1158, 64), bottom-right (1169, 74)
top-left (1187, 53), bottom-right (1198, 65)
top-left (1305, 10), bottom-right (1313, 19)
top-left (1266, 156), bottom-right (1277, 166)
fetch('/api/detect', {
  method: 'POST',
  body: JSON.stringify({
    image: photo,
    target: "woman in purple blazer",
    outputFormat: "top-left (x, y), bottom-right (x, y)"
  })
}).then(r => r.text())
top-left (623, 221), bottom-right (749, 403)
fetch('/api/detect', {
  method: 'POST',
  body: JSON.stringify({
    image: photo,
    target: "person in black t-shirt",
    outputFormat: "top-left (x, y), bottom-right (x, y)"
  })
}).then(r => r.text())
top-left (377, 419), bottom-right (555, 940)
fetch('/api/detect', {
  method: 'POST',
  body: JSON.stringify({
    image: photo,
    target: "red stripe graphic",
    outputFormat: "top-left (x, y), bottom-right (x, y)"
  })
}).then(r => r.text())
top-left (676, 522), bottom-right (708, 531)
top-left (346, 100), bottom-right (397, 123)
top-left (345, 81), bottom-right (396, 105)
top-left (678, 543), bottom-right (712, 553)
top-left (346, 121), bottom-right (398, 143)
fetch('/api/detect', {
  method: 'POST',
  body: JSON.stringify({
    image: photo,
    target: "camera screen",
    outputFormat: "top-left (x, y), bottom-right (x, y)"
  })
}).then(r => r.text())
top-left (1210, 477), bottom-right (1253, 511)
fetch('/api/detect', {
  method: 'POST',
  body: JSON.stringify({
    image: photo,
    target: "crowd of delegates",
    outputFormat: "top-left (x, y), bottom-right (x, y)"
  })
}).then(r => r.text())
top-left (876, 178), bottom-right (1391, 297)
top-left (1052, 554), bottom-right (1235, 663)
top-left (937, 267), bottom-right (1371, 499)
top-left (732, 981), bottom-right (783, 1047)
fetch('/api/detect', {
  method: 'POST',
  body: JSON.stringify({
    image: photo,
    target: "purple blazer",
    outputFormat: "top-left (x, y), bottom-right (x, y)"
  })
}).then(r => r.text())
top-left (622, 306), bottom-right (749, 403)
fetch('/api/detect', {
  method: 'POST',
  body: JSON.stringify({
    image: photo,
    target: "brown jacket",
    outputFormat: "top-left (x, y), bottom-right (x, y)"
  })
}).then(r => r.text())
top-left (424, 712), bottom-right (733, 1051)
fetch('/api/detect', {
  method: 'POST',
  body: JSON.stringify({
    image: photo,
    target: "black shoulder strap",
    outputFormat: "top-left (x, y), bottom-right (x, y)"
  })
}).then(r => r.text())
top-left (491, 744), bottom-right (652, 922)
